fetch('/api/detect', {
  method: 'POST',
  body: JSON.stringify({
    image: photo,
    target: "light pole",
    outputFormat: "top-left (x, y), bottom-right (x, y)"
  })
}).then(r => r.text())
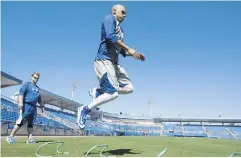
top-left (71, 80), bottom-right (77, 100)
top-left (148, 100), bottom-right (152, 118)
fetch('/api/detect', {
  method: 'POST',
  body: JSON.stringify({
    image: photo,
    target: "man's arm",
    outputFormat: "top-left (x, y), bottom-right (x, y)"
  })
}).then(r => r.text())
top-left (103, 15), bottom-right (140, 59)
top-left (38, 96), bottom-right (44, 113)
top-left (18, 83), bottom-right (29, 116)
top-left (120, 47), bottom-right (145, 61)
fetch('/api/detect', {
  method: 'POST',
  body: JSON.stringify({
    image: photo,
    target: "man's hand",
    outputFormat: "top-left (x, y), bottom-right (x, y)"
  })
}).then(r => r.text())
top-left (18, 104), bottom-right (23, 110)
top-left (131, 52), bottom-right (145, 61)
top-left (137, 53), bottom-right (145, 61)
top-left (127, 48), bottom-right (138, 59)
top-left (40, 106), bottom-right (44, 113)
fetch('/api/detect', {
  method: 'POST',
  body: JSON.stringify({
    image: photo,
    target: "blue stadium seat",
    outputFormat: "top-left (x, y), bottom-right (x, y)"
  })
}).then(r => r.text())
top-left (1, 98), bottom-right (68, 129)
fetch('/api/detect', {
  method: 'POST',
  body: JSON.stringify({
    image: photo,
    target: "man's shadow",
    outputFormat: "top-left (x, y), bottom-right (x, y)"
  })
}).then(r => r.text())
top-left (85, 148), bottom-right (142, 156)
top-left (104, 149), bottom-right (142, 155)
top-left (36, 140), bottom-right (57, 143)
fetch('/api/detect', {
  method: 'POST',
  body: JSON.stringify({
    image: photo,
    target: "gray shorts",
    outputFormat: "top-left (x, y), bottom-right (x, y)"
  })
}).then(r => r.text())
top-left (94, 59), bottom-right (132, 94)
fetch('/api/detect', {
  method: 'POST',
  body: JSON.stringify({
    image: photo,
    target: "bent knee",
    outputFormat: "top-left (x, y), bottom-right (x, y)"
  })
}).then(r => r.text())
top-left (126, 84), bottom-right (134, 93)
top-left (106, 91), bottom-right (119, 99)
top-left (112, 92), bottom-right (119, 98)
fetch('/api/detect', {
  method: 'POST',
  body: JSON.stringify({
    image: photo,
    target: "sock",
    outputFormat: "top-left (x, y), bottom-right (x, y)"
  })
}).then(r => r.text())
top-left (87, 92), bottom-right (118, 110)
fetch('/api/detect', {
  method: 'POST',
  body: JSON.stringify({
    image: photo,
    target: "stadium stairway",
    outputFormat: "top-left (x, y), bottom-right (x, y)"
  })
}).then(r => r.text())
top-left (202, 126), bottom-right (210, 137)
top-left (181, 125), bottom-right (185, 135)
top-left (160, 124), bottom-right (164, 136)
top-left (226, 127), bottom-right (239, 139)
top-left (45, 110), bottom-right (79, 130)
top-left (37, 108), bottom-right (79, 130)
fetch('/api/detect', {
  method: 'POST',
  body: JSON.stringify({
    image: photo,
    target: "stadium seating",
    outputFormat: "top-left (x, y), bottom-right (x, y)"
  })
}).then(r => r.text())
top-left (1, 98), bottom-right (68, 129)
top-left (183, 125), bottom-right (204, 132)
top-left (229, 127), bottom-right (241, 139)
top-left (1, 97), bottom-right (241, 138)
top-left (205, 126), bottom-right (235, 139)
top-left (1, 108), bottom-right (19, 121)
top-left (163, 124), bottom-right (183, 136)
top-left (183, 125), bottom-right (207, 137)
top-left (1, 98), bottom-right (18, 111)
top-left (44, 108), bottom-right (77, 123)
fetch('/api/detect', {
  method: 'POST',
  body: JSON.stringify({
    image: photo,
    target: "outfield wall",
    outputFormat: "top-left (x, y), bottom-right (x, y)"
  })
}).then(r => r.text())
top-left (1, 121), bottom-right (81, 136)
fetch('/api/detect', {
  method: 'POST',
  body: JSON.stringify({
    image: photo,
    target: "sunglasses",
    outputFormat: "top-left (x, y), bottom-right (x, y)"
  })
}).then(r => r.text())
top-left (33, 76), bottom-right (39, 80)
top-left (121, 11), bottom-right (126, 15)
top-left (117, 10), bottom-right (126, 15)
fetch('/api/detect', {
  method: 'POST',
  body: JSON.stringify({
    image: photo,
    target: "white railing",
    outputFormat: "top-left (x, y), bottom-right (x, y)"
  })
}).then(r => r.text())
top-left (1, 95), bottom-right (18, 104)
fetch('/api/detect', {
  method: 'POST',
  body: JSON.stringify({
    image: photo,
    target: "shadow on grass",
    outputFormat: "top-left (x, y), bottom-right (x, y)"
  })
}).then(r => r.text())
top-left (85, 148), bottom-right (142, 156)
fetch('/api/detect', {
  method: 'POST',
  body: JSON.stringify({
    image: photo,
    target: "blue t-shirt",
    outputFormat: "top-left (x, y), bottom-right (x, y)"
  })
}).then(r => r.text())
top-left (95, 14), bottom-right (127, 63)
top-left (19, 82), bottom-right (42, 106)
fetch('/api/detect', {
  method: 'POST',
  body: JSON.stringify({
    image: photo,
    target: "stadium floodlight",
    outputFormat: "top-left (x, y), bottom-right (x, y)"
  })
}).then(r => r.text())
top-left (71, 80), bottom-right (78, 100)
top-left (148, 100), bottom-right (153, 118)
top-left (218, 113), bottom-right (222, 118)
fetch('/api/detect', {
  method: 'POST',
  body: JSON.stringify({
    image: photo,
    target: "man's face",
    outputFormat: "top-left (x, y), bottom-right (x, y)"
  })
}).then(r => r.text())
top-left (31, 74), bottom-right (39, 84)
top-left (114, 6), bottom-right (126, 23)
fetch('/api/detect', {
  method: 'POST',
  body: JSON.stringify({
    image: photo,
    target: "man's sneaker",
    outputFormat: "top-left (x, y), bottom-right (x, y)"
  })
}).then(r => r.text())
top-left (89, 88), bottom-right (98, 101)
top-left (5, 136), bottom-right (16, 144)
top-left (26, 138), bottom-right (37, 144)
top-left (77, 106), bottom-right (89, 130)
top-left (88, 88), bottom-right (100, 111)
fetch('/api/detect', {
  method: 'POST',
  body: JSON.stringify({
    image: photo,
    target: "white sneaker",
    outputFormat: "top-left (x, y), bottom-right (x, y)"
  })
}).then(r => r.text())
top-left (26, 138), bottom-right (37, 144)
top-left (88, 88), bottom-right (98, 101)
top-left (88, 88), bottom-right (100, 111)
top-left (76, 106), bottom-right (88, 130)
top-left (76, 106), bottom-right (81, 124)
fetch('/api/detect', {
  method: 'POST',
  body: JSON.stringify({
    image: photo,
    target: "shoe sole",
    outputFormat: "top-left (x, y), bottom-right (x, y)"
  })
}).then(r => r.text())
top-left (88, 89), bottom-right (93, 97)
top-left (77, 106), bottom-right (86, 130)
top-left (5, 139), bottom-right (15, 144)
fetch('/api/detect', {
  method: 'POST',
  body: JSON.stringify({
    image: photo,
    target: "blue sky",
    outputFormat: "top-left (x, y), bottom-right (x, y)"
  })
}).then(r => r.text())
top-left (2, 1), bottom-right (241, 119)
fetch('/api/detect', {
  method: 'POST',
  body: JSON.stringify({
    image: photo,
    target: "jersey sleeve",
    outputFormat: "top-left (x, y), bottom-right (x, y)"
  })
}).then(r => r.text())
top-left (120, 48), bottom-right (127, 57)
top-left (38, 95), bottom-right (43, 104)
top-left (103, 15), bottom-right (118, 43)
top-left (19, 82), bottom-right (29, 96)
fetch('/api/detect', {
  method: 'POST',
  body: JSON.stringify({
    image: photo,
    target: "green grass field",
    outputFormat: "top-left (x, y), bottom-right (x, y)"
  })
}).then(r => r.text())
top-left (1, 136), bottom-right (241, 157)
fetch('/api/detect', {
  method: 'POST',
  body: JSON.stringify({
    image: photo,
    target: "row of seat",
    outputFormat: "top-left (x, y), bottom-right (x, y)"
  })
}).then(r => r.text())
top-left (1, 98), bottom-right (68, 129)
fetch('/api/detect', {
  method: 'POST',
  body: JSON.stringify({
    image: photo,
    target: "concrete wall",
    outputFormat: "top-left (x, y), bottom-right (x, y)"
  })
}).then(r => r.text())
top-left (1, 121), bottom-right (81, 136)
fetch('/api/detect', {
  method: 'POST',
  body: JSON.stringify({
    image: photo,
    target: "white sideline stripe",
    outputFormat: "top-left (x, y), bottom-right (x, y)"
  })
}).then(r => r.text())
top-left (1, 136), bottom-right (96, 139)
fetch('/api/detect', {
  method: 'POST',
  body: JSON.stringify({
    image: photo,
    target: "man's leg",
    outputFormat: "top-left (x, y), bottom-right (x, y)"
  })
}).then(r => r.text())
top-left (27, 114), bottom-right (33, 139)
top-left (77, 60), bottom-right (119, 129)
top-left (88, 60), bottom-right (120, 108)
top-left (118, 82), bottom-right (134, 94)
top-left (88, 63), bottom-right (133, 110)
top-left (5, 124), bottom-right (20, 144)
top-left (8, 124), bottom-right (21, 137)
top-left (26, 114), bottom-right (36, 144)
top-left (27, 126), bottom-right (33, 139)
top-left (116, 64), bottom-right (134, 94)
top-left (26, 107), bottom-right (37, 144)
top-left (6, 107), bottom-right (28, 144)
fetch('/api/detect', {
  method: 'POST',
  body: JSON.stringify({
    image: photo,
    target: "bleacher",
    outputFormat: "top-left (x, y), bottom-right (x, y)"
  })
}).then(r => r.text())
top-left (1, 96), bottom-right (241, 138)
top-left (163, 124), bottom-right (182, 136)
top-left (183, 125), bottom-right (207, 137)
top-left (205, 126), bottom-right (234, 139)
top-left (44, 107), bottom-right (77, 124)
top-left (2, 71), bottom-right (241, 138)
top-left (1, 108), bottom-right (19, 121)
top-left (1, 98), bottom-right (68, 129)
top-left (99, 113), bottom-right (241, 138)
top-left (1, 97), bottom-right (18, 111)
top-left (229, 127), bottom-right (241, 139)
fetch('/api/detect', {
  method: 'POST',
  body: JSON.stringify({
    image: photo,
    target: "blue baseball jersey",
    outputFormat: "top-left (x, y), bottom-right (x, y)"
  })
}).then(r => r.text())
top-left (19, 82), bottom-right (41, 106)
top-left (95, 14), bottom-right (127, 63)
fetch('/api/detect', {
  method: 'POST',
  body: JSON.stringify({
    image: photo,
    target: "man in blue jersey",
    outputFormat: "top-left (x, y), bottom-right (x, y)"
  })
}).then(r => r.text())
top-left (5, 72), bottom-right (44, 144)
top-left (77, 4), bottom-right (145, 129)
